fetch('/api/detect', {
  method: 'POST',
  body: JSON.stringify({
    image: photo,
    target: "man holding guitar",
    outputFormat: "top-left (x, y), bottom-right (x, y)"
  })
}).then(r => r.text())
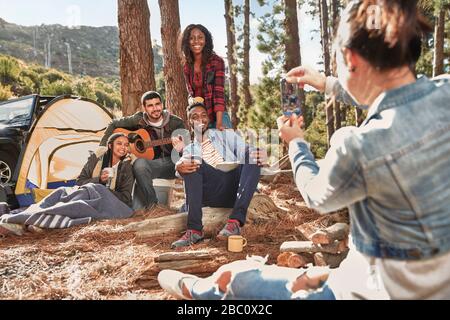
top-left (100, 91), bottom-right (186, 210)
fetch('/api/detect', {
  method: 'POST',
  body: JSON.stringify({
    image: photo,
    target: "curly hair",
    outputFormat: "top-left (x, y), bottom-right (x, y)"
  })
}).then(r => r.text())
top-left (180, 24), bottom-right (215, 67)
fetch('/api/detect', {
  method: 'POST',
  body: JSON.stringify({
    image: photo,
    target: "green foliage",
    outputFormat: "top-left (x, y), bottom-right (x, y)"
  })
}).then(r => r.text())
top-left (39, 69), bottom-right (68, 83)
top-left (40, 79), bottom-right (73, 96)
top-left (0, 83), bottom-right (12, 101)
top-left (303, 91), bottom-right (324, 130)
top-left (304, 103), bottom-right (328, 159)
top-left (72, 78), bottom-right (96, 100)
top-left (0, 55), bottom-right (20, 84)
top-left (0, 54), bottom-right (123, 111)
top-left (248, 75), bottom-right (281, 129)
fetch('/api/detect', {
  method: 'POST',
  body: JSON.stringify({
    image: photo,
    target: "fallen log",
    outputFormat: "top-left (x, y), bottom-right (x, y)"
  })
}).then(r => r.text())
top-left (280, 240), bottom-right (347, 254)
top-left (311, 223), bottom-right (349, 245)
top-left (295, 213), bottom-right (349, 240)
top-left (154, 250), bottom-right (221, 263)
top-left (136, 256), bottom-right (229, 290)
top-left (314, 250), bottom-right (349, 268)
top-left (277, 252), bottom-right (310, 268)
top-left (124, 194), bottom-right (281, 238)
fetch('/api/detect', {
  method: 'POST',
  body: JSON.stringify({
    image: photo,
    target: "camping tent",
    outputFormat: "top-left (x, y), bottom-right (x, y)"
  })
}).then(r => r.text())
top-left (14, 96), bottom-right (113, 207)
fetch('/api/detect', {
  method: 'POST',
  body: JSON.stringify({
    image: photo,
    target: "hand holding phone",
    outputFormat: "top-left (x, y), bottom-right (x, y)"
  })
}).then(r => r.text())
top-left (280, 78), bottom-right (302, 117)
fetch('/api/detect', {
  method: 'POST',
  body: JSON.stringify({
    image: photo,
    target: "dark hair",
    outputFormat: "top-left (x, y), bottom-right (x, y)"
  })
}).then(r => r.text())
top-left (337, 0), bottom-right (432, 70)
top-left (180, 24), bottom-right (214, 67)
top-left (141, 91), bottom-right (162, 106)
top-left (107, 132), bottom-right (128, 146)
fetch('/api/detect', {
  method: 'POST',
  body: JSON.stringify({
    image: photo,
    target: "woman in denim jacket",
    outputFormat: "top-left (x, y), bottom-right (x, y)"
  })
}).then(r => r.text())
top-left (158, 0), bottom-right (450, 300)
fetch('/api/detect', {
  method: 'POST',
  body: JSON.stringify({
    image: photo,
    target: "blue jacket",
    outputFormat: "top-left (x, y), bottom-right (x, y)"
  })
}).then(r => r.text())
top-left (289, 76), bottom-right (450, 260)
top-left (179, 129), bottom-right (248, 164)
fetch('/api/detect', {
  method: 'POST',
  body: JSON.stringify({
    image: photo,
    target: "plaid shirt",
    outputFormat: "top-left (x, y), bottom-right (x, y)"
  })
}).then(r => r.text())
top-left (184, 54), bottom-right (226, 123)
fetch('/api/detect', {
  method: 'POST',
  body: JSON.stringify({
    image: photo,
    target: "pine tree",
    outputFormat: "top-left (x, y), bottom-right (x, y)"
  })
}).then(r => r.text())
top-left (158, 0), bottom-right (188, 123)
top-left (118, 0), bottom-right (156, 116)
top-left (225, 0), bottom-right (241, 128)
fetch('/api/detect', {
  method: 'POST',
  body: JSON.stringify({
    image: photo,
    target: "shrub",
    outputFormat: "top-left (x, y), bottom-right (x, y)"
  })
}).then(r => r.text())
top-left (40, 79), bottom-right (73, 96)
top-left (0, 84), bottom-right (12, 101)
top-left (0, 56), bottom-right (20, 84)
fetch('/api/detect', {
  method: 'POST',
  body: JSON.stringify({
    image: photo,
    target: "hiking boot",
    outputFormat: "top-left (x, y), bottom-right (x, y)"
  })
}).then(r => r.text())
top-left (157, 269), bottom-right (200, 300)
top-left (171, 230), bottom-right (204, 249)
top-left (217, 219), bottom-right (241, 240)
top-left (0, 223), bottom-right (25, 237)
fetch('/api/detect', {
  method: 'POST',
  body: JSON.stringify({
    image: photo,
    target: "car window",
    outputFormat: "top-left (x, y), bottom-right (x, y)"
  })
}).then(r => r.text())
top-left (0, 97), bottom-right (34, 126)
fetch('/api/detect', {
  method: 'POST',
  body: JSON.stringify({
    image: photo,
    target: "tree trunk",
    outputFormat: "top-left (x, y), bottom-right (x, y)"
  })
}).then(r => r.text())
top-left (242, 0), bottom-right (253, 114)
top-left (124, 194), bottom-right (281, 238)
top-left (320, 0), bottom-right (331, 76)
top-left (284, 0), bottom-right (306, 124)
top-left (224, 0), bottom-right (241, 128)
top-left (320, 0), bottom-right (334, 146)
top-left (118, 0), bottom-right (156, 116)
top-left (158, 0), bottom-right (188, 124)
top-left (331, 0), bottom-right (341, 130)
top-left (433, 8), bottom-right (446, 77)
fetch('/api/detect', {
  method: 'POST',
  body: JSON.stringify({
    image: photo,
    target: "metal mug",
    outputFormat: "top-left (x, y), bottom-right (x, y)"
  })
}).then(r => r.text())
top-left (228, 235), bottom-right (248, 253)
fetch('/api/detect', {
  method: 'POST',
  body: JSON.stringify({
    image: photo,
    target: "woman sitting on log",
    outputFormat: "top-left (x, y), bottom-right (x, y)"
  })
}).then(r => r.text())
top-left (0, 133), bottom-right (135, 236)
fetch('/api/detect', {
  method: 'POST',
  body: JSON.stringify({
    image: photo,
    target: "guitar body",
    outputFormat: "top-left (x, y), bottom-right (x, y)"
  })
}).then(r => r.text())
top-left (113, 128), bottom-right (155, 160)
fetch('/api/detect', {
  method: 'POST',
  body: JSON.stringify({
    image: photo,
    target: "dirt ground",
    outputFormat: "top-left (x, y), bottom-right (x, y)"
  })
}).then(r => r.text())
top-left (0, 174), bottom-right (347, 300)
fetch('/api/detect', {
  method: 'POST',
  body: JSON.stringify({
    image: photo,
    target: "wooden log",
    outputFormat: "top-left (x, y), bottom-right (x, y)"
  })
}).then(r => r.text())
top-left (277, 252), bottom-right (304, 268)
top-left (154, 250), bottom-right (221, 263)
top-left (135, 256), bottom-right (229, 290)
top-left (124, 194), bottom-right (280, 238)
top-left (314, 249), bottom-right (349, 268)
top-left (295, 213), bottom-right (349, 240)
top-left (311, 223), bottom-right (349, 245)
top-left (280, 240), bottom-right (347, 254)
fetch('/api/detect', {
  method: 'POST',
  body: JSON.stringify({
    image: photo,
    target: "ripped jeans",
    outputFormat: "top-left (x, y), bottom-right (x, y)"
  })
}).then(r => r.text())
top-left (184, 256), bottom-right (336, 300)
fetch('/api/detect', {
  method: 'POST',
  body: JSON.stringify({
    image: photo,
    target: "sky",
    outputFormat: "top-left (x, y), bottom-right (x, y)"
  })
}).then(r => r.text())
top-left (0, 0), bottom-right (322, 84)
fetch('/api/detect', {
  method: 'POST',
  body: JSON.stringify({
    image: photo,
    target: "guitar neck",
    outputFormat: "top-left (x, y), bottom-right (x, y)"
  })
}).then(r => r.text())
top-left (144, 137), bottom-right (173, 148)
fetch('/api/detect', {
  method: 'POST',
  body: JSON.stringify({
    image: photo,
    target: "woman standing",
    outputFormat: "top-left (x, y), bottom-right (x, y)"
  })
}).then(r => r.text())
top-left (181, 24), bottom-right (232, 130)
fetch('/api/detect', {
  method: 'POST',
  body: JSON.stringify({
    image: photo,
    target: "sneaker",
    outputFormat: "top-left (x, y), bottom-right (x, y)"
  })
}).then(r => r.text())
top-left (171, 230), bottom-right (204, 249)
top-left (157, 269), bottom-right (199, 300)
top-left (217, 219), bottom-right (241, 240)
top-left (0, 223), bottom-right (25, 236)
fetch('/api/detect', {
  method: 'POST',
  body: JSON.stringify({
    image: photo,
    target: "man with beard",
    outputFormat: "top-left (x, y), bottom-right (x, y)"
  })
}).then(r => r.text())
top-left (100, 91), bottom-right (186, 210)
top-left (171, 99), bottom-right (263, 248)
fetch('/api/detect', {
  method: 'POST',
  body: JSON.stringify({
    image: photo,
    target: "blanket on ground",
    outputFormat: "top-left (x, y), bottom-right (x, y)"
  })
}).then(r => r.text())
top-left (0, 183), bottom-right (133, 229)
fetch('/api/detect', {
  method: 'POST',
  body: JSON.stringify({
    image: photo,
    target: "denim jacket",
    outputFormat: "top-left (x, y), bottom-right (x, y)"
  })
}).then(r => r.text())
top-left (289, 76), bottom-right (450, 260)
top-left (177, 129), bottom-right (248, 168)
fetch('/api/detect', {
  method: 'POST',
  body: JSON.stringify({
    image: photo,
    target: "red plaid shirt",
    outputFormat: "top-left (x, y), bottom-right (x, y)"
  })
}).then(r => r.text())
top-left (184, 54), bottom-right (226, 123)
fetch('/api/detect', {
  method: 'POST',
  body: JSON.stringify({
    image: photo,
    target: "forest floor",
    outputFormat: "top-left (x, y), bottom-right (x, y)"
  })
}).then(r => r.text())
top-left (0, 174), bottom-right (348, 300)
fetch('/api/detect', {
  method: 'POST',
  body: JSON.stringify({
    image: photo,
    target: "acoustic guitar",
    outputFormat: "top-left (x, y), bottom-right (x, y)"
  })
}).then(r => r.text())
top-left (113, 128), bottom-right (174, 160)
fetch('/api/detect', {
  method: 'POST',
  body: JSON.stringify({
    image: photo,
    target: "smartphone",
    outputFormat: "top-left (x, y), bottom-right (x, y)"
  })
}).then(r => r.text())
top-left (280, 78), bottom-right (302, 116)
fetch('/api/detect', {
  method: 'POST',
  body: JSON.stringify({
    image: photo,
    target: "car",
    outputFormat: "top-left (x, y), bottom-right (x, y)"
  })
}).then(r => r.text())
top-left (0, 95), bottom-right (55, 202)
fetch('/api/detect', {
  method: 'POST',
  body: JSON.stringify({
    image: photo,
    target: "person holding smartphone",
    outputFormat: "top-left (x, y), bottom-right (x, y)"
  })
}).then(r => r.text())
top-left (279, 0), bottom-right (450, 299)
top-left (158, 0), bottom-right (450, 300)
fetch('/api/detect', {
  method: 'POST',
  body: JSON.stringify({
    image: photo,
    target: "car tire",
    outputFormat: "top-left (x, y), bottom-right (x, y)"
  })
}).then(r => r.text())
top-left (0, 151), bottom-right (16, 185)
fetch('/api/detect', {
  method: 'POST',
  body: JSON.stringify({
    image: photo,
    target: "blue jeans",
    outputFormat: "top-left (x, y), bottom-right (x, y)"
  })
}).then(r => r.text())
top-left (132, 157), bottom-right (176, 209)
top-left (186, 258), bottom-right (336, 300)
top-left (183, 160), bottom-right (260, 231)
